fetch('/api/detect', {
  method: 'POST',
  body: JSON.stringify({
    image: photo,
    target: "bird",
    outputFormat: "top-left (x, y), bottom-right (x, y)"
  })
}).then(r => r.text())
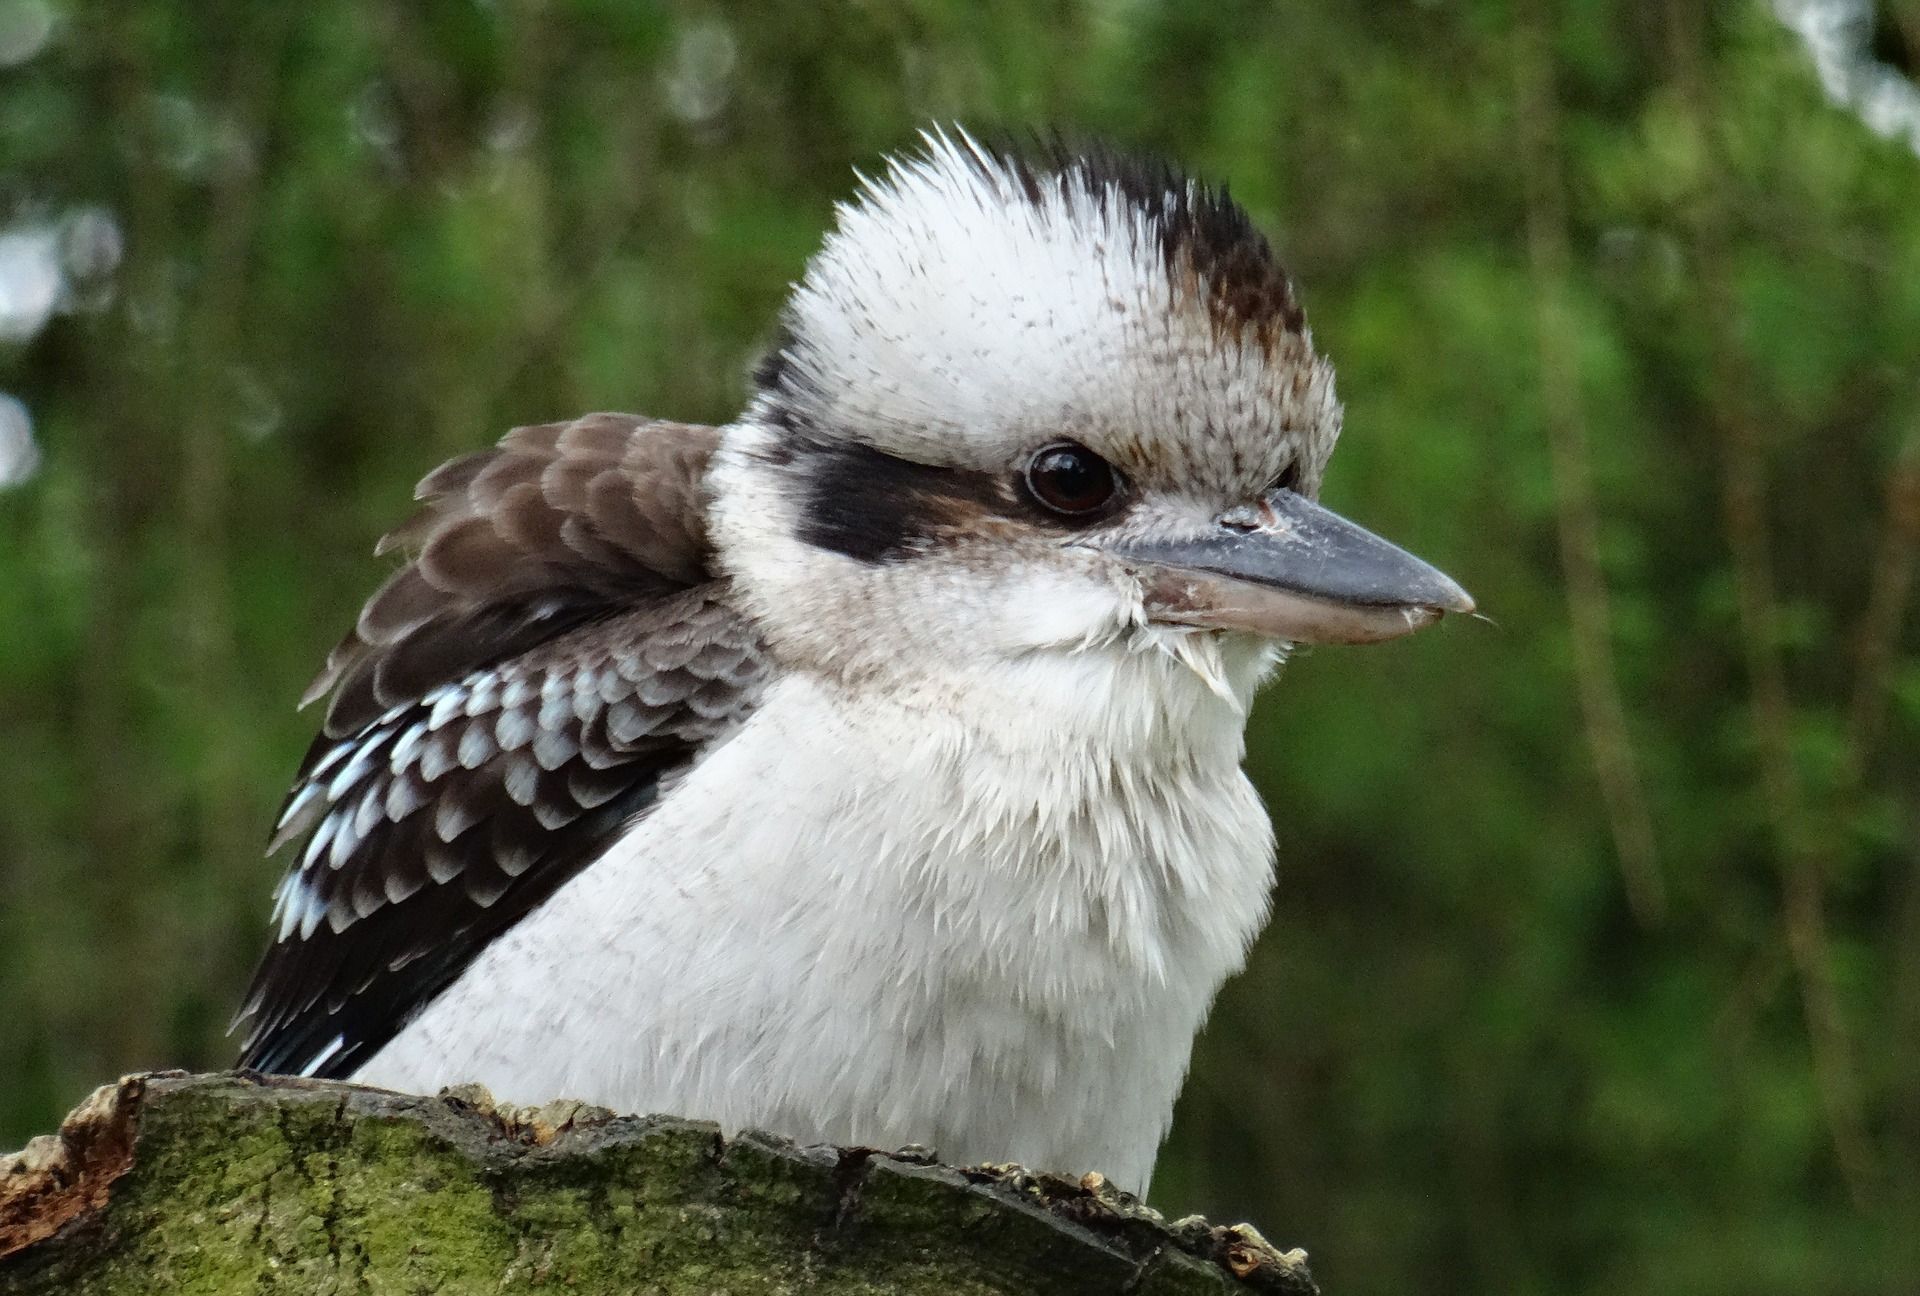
top-left (234, 129), bottom-right (1472, 1193)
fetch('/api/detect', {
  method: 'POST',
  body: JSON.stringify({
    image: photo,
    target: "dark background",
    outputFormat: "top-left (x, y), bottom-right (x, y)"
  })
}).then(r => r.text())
top-left (2, 3), bottom-right (1916, 1293)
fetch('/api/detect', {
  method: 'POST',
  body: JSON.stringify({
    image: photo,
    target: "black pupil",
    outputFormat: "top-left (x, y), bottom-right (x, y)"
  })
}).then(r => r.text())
top-left (1030, 446), bottom-right (1112, 514)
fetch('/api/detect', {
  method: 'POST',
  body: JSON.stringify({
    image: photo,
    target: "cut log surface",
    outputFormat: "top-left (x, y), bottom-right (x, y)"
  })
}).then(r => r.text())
top-left (0, 1072), bottom-right (1320, 1295)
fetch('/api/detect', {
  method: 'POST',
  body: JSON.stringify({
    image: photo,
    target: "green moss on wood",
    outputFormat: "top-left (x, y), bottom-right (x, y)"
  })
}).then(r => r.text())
top-left (0, 1073), bottom-right (1318, 1295)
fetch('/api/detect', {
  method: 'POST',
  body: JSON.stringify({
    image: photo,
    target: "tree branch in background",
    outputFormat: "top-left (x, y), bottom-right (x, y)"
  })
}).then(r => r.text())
top-left (1884, 0), bottom-right (1920, 79)
top-left (1662, 0), bottom-right (1877, 1208)
top-left (1846, 422), bottom-right (1920, 777)
top-left (1892, 787), bottom-right (1920, 1286)
top-left (174, 8), bottom-right (292, 988)
top-left (1512, 0), bottom-right (1666, 927)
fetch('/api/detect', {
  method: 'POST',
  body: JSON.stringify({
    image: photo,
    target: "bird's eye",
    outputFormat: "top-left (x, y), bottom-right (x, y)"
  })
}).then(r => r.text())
top-left (1025, 442), bottom-right (1119, 517)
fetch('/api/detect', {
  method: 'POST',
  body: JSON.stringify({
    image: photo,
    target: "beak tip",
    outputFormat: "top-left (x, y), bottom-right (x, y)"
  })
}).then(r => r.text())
top-left (1417, 569), bottom-right (1474, 618)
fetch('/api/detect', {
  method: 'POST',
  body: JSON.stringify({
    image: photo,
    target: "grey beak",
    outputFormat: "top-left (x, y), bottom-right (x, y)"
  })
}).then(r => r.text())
top-left (1113, 489), bottom-right (1474, 645)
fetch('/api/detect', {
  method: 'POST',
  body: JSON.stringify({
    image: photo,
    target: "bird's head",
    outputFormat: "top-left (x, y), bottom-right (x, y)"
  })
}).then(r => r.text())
top-left (708, 130), bottom-right (1470, 695)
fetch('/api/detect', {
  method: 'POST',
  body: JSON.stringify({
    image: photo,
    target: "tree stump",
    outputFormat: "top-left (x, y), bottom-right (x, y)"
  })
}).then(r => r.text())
top-left (0, 1072), bottom-right (1319, 1294)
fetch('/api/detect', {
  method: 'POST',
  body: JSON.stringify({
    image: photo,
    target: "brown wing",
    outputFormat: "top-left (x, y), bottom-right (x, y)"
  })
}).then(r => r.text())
top-left (236, 414), bottom-right (768, 1078)
top-left (311, 412), bottom-right (718, 739)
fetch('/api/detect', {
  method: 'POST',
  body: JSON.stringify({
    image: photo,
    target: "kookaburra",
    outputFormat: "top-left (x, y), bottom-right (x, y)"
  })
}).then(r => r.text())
top-left (237, 130), bottom-right (1471, 1192)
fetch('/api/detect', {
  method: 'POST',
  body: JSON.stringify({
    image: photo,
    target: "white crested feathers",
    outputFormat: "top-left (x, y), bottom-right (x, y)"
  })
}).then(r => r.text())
top-left (771, 127), bottom-right (1340, 502)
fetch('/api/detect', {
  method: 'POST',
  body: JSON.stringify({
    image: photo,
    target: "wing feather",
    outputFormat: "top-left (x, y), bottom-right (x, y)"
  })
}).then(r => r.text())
top-left (307, 412), bottom-right (720, 738)
top-left (237, 414), bottom-right (767, 1079)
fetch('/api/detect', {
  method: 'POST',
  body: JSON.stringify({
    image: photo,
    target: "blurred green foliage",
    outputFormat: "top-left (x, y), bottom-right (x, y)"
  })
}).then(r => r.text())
top-left (1, 2), bottom-right (1916, 1293)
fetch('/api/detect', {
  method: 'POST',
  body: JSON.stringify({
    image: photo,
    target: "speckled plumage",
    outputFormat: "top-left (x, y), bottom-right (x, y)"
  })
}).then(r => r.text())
top-left (238, 417), bottom-right (766, 1079)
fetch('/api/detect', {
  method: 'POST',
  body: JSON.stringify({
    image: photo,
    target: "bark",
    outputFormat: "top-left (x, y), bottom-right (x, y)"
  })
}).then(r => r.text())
top-left (0, 1072), bottom-right (1319, 1295)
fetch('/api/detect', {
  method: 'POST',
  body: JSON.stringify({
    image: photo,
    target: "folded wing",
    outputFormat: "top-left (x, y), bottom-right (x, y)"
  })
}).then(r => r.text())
top-left (236, 414), bottom-right (766, 1079)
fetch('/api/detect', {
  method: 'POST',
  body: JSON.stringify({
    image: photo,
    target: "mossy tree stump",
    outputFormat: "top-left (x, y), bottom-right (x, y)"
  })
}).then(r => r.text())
top-left (0, 1072), bottom-right (1319, 1294)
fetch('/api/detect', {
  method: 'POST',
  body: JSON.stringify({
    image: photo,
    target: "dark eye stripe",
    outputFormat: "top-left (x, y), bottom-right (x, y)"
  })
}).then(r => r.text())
top-left (793, 438), bottom-right (1013, 564)
top-left (788, 430), bottom-right (1142, 564)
